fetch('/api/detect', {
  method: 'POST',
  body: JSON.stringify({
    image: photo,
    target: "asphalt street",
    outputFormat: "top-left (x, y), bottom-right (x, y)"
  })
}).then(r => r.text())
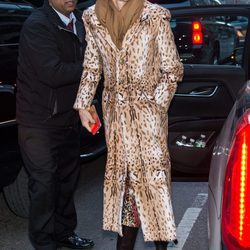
top-left (0, 154), bottom-right (208, 250)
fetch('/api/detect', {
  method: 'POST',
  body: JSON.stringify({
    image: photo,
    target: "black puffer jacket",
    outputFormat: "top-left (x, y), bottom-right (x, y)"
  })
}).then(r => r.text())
top-left (16, 1), bottom-right (86, 128)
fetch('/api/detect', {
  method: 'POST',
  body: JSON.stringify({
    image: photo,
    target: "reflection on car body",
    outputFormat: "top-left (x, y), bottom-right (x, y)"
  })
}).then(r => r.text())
top-left (208, 81), bottom-right (250, 250)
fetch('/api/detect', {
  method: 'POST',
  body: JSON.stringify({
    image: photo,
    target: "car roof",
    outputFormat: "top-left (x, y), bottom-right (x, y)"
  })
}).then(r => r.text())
top-left (0, 0), bottom-right (33, 9)
top-left (150, 0), bottom-right (191, 8)
top-left (149, 0), bottom-right (221, 8)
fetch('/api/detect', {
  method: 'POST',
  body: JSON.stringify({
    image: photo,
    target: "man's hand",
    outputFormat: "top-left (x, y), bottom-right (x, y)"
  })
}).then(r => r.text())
top-left (79, 109), bottom-right (95, 133)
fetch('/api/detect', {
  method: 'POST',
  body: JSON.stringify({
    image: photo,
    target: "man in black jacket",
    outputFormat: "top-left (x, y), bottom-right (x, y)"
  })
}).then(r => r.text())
top-left (16, 0), bottom-right (94, 249)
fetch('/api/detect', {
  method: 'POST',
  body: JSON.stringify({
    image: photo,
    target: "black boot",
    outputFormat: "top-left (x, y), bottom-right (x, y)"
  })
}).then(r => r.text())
top-left (154, 241), bottom-right (168, 250)
top-left (116, 225), bottom-right (139, 250)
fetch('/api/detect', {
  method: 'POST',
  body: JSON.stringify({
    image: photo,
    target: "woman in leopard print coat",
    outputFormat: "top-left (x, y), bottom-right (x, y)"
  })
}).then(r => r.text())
top-left (74, 0), bottom-right (183, 249)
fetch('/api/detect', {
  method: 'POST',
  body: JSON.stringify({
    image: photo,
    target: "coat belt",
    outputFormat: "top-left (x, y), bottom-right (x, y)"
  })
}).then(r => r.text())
top-left (103, 88), bottom-right (154, 105)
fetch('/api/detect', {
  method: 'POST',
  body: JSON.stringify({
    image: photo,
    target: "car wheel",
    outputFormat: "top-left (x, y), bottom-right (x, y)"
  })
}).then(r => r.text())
top-left (3, 166), bottom-right (29, 218)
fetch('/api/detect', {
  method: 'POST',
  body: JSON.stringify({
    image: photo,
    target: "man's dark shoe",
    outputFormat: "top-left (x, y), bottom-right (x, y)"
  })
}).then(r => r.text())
top-left (56, 233), bottom-right (94, 249)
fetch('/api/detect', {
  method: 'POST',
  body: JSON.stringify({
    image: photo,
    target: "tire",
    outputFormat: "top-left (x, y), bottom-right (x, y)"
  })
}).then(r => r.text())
top-left (3, 166), bottom-right (29, 218)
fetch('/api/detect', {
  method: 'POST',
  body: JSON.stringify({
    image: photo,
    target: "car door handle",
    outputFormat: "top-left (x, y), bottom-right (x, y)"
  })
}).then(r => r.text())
top-left (189, 86), bottom-right (218, 96)
top-left (175, 86), bottom-right (218, 97)
top-left (0, 84), bottom-right (15, 94)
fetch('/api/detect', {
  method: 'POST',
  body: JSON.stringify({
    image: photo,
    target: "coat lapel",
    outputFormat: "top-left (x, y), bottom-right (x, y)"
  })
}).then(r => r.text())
top-left (75, 19), bottom-right (84, 43)
top-left (122, 1), bottom-right (150, 50)
top-left (91, 13), bottom-right (119, 52)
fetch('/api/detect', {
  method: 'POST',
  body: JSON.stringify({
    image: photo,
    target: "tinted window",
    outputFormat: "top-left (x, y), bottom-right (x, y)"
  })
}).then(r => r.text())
top-left (10, 0), bottom-right (44, 7)
top-left (2, 0), bottom-right (29, 3)
top-left (0, 3), bottom-right (32, 44)
top-left (150, 0), bottom-right (191, 8)
top-left (151, 0), bottom-right (188, 3)
top-left (0, 15), bottom-right (27, 44)
top-left (0, 3), bottom-right (32, 83)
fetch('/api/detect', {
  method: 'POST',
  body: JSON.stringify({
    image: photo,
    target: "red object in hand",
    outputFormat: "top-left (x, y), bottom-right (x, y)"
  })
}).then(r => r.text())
top-left (89, 105), bottom-right (101, 135)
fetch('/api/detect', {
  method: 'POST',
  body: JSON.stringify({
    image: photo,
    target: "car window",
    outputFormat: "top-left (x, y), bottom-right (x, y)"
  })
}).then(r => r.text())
top-left (150, 0), bottom-right (191, 8)
top-left (0, 9), bottom-right (29, 44)
top-left (172, 15), bottom-right (248, 65)
top-left (1, 0), bottom-right (28, 3)
top-left (0, 3), bottom-right (32, 85)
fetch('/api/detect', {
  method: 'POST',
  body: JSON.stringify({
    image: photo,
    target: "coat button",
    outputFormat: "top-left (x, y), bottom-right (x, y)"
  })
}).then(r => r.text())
top-left (120, 58), bottom-right (125, 65)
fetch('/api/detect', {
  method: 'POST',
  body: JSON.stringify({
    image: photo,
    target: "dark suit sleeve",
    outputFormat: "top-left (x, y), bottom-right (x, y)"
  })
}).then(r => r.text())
top-left (19, 19), bottom-right (83, 89)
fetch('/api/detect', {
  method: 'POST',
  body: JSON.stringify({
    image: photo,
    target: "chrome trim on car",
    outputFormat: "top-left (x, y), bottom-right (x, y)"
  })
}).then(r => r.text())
top-left (0, 84), bottom-right (15, 94)
top-left (80, 145), bottom-right (106, 160)
top-left (175, 86), bottom-right (218, 97)
top-left (0, 119), bottom-right (16, 126)
top-left (0, 43), bottom-right (18, 47)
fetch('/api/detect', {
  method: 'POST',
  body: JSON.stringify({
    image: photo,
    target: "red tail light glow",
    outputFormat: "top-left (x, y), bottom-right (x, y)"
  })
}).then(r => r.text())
top-left (192, 21), bottom-right (202, 31)
top-left (222, 111), bottom-right (250, 249)
top-left (192, 21), bottom-right (203, 45)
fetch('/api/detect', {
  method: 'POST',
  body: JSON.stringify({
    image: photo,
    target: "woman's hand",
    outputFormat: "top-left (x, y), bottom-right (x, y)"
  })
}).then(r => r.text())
top-left (79, 109), bottom-right (95, 133)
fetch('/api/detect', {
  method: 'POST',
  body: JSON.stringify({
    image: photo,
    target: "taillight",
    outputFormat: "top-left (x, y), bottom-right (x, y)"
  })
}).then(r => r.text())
top-left (222, 110), bottom-right (250, 249)
top-left (192, 21), bottom-right (203, 45)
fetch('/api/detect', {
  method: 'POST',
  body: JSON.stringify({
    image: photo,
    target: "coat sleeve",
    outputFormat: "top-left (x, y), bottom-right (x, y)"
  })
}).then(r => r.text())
top-left (73, 12), bottom-right (103, 110)
top-left (19, 19), bottom-right (83, 89)
top-left (154, 10), bottom-right (184, 110)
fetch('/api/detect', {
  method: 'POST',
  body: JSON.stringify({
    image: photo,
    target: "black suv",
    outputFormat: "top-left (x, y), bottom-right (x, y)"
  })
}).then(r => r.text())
top-left (0, 0), bottom-right (105, 217)
top-left (151, 0), bottom-right (239, 64)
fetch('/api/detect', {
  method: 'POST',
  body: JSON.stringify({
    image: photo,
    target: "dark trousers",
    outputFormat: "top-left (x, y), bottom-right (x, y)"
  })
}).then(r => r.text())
top-left (18, 124), bottom-right (80, 250)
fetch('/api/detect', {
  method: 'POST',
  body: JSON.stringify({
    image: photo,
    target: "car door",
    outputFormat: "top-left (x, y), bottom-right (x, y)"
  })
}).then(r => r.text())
top-left (168, 6), bottom-right (250, 175)
top-left (0, 1), bottom-right (32, 187)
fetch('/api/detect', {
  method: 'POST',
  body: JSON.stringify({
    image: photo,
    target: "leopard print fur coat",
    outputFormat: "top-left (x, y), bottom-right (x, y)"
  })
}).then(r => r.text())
top-left (74, 0), bottom-right (183, 242)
